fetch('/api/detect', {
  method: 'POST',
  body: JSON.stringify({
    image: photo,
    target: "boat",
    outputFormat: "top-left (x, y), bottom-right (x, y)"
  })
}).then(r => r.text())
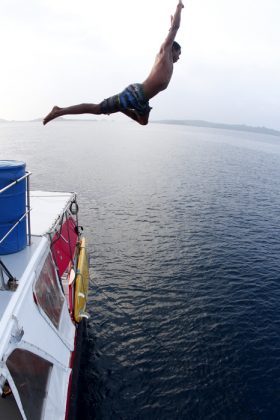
top-left (0, 160), bottom-right (90, 420)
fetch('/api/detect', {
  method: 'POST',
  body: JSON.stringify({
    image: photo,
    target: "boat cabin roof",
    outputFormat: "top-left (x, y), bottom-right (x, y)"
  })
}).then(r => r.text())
top-left (30, 191), bottom-right (75, 236)
top-left (1, 190), bottom-right (75, 281)
top-left (0, 190), bottom-right (76, 319)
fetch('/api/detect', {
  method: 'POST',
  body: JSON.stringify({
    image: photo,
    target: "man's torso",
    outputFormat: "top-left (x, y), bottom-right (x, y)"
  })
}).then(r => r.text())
top-left (142, 49), bottom-right (174, 100)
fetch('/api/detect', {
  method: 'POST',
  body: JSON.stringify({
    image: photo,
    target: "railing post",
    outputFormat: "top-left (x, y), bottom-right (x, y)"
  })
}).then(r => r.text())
top-left (26, 173), bottom-right (32, 246)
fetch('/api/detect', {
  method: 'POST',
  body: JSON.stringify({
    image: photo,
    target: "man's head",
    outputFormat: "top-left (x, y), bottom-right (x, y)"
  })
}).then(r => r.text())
top-left (172, 41), bottom-right (181, 63)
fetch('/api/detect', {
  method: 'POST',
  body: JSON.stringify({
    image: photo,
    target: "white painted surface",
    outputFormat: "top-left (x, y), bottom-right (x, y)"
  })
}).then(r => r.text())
top-left (0, 190), bottom-right (78, 420)
top-left (30, 191), bottom-right (74, 236)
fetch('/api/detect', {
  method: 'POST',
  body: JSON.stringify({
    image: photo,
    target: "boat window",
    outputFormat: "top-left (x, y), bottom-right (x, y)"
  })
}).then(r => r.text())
top-left (34, 253), bottom-right (64, 329)
top-left (6, 349), bottom-right (52, 420)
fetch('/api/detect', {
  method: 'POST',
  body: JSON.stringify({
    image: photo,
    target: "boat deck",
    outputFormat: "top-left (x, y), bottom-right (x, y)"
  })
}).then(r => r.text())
top-left (0, 189), bottom-right (80, 420)
top-left (0, 190), bottom-right (75, 320)
top-left (0, 235), bottom-right (44, 320)
top-left (0, 291), bottom-right (14, 319)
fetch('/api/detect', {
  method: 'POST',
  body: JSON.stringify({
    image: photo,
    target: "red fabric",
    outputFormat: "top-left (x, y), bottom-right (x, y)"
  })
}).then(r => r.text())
top-left (51, 217), bottom-right (78, 276)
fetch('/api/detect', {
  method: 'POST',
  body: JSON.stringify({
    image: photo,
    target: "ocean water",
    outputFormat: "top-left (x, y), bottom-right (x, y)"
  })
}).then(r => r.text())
top-left (1, 120), bottom-right (280, 419)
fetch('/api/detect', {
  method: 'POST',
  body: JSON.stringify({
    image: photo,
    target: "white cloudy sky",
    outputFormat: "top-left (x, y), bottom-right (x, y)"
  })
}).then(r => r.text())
top-left (1, 0), bottom-right (279, 129)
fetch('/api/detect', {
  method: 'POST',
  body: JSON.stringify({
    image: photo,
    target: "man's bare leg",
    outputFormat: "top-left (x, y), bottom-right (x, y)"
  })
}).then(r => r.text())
top-left (121, 109), bottom-right (149, 125)
top-left (43, 103), bottom-right (102, 125)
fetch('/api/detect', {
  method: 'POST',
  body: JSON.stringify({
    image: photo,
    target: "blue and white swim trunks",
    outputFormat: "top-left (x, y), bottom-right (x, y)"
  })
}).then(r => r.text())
top-left (100, 83), bottom-right (152, 116)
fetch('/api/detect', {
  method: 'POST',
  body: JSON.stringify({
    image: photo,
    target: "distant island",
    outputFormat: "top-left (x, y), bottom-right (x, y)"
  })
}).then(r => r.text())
top-left (0, 117), bottom-right (98, 123)
top-left (152, 120), bottom-right (280, 137)
top-left (0, 117), bottom-right (280, 137)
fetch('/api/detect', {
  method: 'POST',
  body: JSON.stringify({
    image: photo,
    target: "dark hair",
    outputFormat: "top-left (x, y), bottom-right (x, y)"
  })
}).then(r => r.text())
top-left (172, 41), bottom-right (181, 51)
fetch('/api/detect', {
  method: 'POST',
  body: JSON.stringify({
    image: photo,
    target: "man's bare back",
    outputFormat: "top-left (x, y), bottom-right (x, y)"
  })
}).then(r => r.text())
top-left (43, 1), bottom-right (184, 126)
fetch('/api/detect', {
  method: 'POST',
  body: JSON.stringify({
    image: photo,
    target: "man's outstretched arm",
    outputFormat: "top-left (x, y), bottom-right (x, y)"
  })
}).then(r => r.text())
top-left (162, 0), bottom-right (184, 50)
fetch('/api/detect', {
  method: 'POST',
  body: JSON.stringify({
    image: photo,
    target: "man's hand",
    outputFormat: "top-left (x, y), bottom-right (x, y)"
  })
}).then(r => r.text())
top-left (171, 1), bottom-right (184, 23)
top-left (164, 0), bottom-right (184, 48)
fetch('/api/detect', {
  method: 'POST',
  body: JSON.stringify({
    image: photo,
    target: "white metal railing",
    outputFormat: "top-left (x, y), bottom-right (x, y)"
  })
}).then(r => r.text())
top-left (0, 171), bottom-right (32, 248)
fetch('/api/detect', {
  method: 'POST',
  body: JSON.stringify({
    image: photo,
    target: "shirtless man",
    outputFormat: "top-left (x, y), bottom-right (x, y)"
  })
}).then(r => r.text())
top-left (43, 0), bottom-right (184, 126)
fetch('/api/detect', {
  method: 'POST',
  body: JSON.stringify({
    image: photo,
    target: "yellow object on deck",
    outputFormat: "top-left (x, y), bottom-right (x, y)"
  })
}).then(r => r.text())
top-left (74, 238), bottom-right (89, 323)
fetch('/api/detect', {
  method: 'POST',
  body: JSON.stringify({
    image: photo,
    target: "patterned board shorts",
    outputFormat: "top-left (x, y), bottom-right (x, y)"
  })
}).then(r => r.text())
top-left (100, 83), bottom-right (152, 116)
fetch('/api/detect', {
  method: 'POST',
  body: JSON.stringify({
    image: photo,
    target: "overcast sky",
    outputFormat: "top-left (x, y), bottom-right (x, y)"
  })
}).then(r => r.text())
top-left (1, 0), bottom-right (279, 129)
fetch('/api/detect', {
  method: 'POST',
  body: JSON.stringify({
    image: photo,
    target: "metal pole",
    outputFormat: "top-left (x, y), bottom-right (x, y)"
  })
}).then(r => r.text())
top-left (0, 210), bottom-right (31, 245)
top-left (0, 171), bottom-right (31, 194)
top-left (26, 174), bottom-right (32, 245)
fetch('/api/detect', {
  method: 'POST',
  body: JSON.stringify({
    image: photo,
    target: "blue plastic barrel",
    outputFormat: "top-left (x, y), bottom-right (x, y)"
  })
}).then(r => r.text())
top-left (0, 160), bottom-right (27, 254)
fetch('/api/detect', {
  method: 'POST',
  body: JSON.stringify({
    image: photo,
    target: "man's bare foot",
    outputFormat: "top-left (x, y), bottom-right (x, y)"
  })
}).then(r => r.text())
top-left (43, 106), bottom-right (61, 125)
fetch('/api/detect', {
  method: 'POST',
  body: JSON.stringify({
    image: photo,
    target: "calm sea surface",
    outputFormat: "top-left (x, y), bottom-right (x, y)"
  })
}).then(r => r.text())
top-left (1, 120), bottom-right (280, 419)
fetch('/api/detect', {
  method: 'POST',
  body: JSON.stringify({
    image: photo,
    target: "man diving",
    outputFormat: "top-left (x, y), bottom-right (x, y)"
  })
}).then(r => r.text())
top-left (43, 0), bottom-right (184, 126)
